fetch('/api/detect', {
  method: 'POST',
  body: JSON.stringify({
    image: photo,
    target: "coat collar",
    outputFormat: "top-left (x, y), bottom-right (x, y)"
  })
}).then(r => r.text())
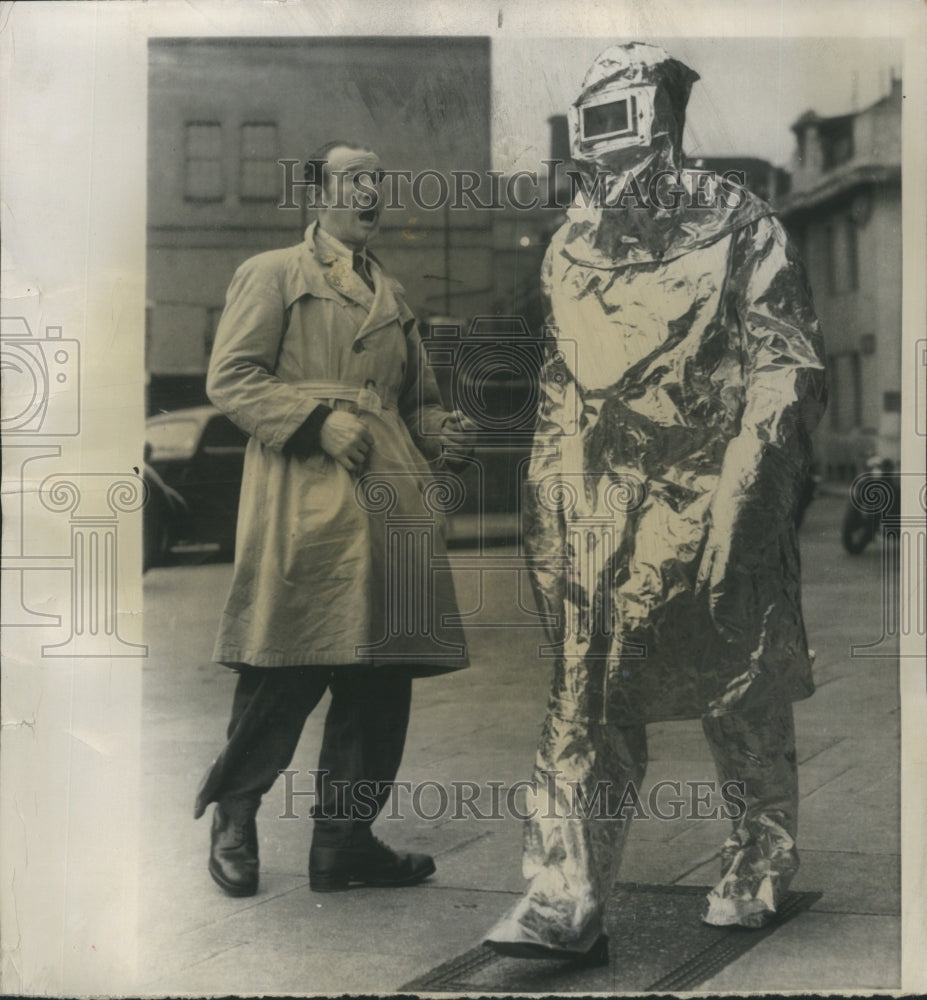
top-left (289, 222), bottom-right (414, 339)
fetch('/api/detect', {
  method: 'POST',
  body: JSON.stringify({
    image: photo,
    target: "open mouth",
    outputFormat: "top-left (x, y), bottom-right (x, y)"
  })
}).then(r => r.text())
top-left (358, 207), bottom-right (379, 223)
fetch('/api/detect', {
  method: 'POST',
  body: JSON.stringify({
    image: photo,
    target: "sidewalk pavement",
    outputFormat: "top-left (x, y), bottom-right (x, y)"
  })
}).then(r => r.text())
top-left (139, 493), bottom-right (900, 995)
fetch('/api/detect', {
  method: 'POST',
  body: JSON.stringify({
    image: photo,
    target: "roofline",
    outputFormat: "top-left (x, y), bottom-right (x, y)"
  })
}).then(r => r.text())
top-left (778, 163), bottom-right (900, 217)
top-left (789, 77), bottom-right (902, 134)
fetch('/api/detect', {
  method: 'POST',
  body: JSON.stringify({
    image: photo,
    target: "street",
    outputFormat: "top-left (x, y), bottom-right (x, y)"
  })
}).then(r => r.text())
top-left (139, 493), bottom-right (900, 994)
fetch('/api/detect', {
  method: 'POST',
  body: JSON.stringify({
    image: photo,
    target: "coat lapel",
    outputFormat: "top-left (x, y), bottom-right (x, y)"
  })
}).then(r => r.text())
top-left (291, 223), bottom-right (404, 343)
top-left (355, 262), bottom-right (402, 340)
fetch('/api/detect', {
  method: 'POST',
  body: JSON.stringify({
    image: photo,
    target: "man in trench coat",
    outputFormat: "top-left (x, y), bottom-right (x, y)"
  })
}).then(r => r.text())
top-left (193, 140), bottom-right (473, 897)
top-left (485, 43), bottom-right (828, 962)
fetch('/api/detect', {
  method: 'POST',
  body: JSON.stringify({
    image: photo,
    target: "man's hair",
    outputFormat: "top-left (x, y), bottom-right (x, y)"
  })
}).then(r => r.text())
top-left (304, 139), bottom-right (374, 197)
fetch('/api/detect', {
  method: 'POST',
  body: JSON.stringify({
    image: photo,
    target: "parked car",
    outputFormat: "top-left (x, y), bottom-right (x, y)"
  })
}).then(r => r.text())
top-left (142, 450), bottom-right (190, 571)
top-left (145, 405), bottom-right (248, 560)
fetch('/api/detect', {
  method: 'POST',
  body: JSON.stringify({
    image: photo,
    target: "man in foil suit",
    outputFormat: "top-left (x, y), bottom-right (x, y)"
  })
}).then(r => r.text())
top-left (485, 43), bottom-right (827, 963)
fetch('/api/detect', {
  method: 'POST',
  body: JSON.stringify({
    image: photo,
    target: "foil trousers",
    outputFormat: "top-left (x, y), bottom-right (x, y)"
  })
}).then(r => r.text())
top-left (486, 693), bottom-right (799, 952)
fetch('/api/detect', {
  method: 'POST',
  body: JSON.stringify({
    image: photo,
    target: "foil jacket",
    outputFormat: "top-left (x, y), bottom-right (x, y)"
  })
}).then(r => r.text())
top-left (525, 184), bottom-right (827, 728)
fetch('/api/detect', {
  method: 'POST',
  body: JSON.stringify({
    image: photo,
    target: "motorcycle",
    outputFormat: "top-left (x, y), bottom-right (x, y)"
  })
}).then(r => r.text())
top-left (841, 457), bottom-right (901, 555)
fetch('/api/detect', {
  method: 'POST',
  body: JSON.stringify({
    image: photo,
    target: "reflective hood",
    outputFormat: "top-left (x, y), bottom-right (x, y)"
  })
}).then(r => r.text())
top-left (564, 42), bottom-right (771, 265)
top-left (570, 42), bottom-right (700, 175)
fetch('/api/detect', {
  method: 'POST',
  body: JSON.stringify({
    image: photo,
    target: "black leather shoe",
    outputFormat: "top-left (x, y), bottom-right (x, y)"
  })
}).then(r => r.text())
top-left (485, 934), bottom-right (610, 967)
top-left (209, 800), bottom-right (259, 897)
top-left (309, 828), bottom-right (435, 892)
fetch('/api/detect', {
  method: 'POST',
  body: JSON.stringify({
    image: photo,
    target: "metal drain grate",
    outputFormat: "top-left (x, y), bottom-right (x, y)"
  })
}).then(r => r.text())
top-left (402, 883), bottom-right (822, 994)
top-left (404, 940), bottom-right (499, 991)
top-left (646, 888), bottom-right (820, 991)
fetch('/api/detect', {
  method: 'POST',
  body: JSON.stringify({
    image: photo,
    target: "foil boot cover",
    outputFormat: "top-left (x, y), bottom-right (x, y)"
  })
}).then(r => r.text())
top-left (701, 695), bottom-right (800, 928)
top-left (486, 714), bottom-right (647, 953)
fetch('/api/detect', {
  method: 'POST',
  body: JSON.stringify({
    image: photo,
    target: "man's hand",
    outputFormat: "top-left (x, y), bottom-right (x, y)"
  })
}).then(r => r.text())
top-left (440, 409), bottom-right (480, 452)
top-left (437, 410), bottom-right (479, 470)
top-left (319, 411), bottom-right (373, 473)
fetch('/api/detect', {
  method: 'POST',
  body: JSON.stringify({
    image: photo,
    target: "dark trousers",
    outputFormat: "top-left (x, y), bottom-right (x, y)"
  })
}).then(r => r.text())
top-left (194, 665), bottom-right (412, 846)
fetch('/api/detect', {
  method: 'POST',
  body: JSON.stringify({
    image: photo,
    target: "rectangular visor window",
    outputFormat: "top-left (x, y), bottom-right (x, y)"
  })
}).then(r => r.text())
top-left (582, 96), bottom-right (637, 141)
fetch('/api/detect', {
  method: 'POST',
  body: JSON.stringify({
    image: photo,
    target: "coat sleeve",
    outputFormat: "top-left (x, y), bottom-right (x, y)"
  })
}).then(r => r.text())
top-left (397, 318), bottom-right (456, 465)
top-left (206, 255), bottom-right (325, 450)
top-left (697, 214), bottom-right (828, 626)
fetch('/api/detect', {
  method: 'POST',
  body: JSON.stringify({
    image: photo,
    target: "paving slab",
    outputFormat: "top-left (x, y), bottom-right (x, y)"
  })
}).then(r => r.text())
top-left (700, 911), bottom-right (901, 991)
top-left (419, 820), bottom-right (527, 894)
top-left (143, 945), bottom-right (427, 996)
top-left (141, 884), bottom-right (507, 996)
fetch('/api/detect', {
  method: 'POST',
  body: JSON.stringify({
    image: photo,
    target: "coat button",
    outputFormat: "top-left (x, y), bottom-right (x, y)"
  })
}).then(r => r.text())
top-left (352, 342), bottom-right (364, 353)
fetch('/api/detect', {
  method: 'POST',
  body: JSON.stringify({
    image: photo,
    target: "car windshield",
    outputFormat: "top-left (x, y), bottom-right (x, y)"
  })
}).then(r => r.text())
top-left (147, 418), bottom-right (202, 461)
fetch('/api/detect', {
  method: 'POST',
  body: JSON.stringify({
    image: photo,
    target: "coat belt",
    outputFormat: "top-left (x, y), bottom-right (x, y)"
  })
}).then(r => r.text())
top-left (297, 380), bottom-right (392, 416)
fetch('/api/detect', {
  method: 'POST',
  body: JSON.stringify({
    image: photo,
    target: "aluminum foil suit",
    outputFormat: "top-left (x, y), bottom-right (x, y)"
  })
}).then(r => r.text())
top-left (485, 42), bottom-right (827, 957)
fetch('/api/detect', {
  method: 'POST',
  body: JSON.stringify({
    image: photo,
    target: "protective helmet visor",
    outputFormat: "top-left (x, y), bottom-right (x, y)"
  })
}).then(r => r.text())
top-left (570, 84), bottom-right (656, 159)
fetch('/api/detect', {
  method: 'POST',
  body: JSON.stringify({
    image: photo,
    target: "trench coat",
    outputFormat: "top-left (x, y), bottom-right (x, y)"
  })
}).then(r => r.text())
top-left (525, 181), bottom-right (827, 725)
top-left (206, 223), bottom-right (468, 675)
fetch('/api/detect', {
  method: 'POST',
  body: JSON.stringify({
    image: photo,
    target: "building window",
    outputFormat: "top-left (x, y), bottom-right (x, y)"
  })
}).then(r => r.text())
top-left (184, 122), bottom-right (224, 202)
top-left (846, 217), bottom-right (859, 291)
top-left (819, 117), bottom-right (854, 172)
top-left (850, 351), bottom-right (862, 427)
top-left (240, 122), bottom-right (279, 202)
top-left (824, 214), bottom-right (860, 296)
top-left (829, 350), bottom-right (862, 432)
